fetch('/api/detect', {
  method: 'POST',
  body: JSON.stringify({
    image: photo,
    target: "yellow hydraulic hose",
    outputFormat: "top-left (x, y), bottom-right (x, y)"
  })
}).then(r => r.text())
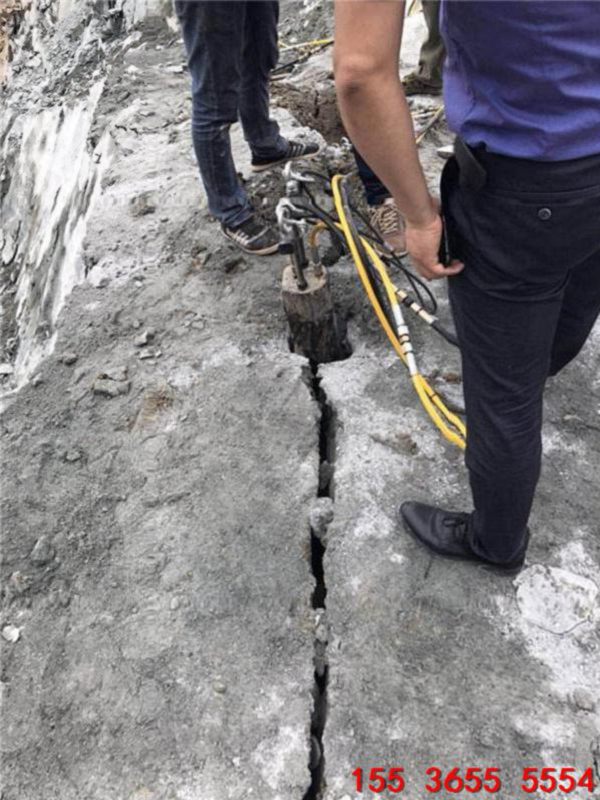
top-left (330, 174), bottom-right (467, 450)
top-left (279, 37), bottom-right (334, 52)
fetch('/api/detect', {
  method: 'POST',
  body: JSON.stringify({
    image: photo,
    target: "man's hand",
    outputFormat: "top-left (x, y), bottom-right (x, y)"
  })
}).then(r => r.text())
top-left (405, 206), bottom-right (464, 281)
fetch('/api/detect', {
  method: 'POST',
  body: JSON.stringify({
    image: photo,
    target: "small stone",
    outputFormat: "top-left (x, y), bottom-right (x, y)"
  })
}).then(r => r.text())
top-left (134, 331), bottom-right (150, 347)
top-left (7, 571), bottom-right (30, 597)
top-left (213, 681), bottom-right (227, 695)
top-left (64, 449), bottom-right (81, 463)
top-left (96, 277), bottom-right (110, 289)
top-left (170, 597), bottom-right (180, 611)
top-left (315, 620), bottom-right (328, 643)
top-left (31, 374), bottom-right (44, 387)
top-left (139, 349), bottom-right (162, 360)
top-left (0, 363), bottom-right (14, 376)
top-left (310, 735), bottom-right (322, 770)
top-left (223, 256), bottom-right (246, 274)
top-left (93, 379), bottom-right (130, 397)
top-left (134, 329), bottom-right (155, 347)
top-left (30, 535), bottom-right (55, 566)
top-left (309, 497), bottom-right (334, 541)
top-left (129, 191), bottom-right (156, 217)
top-left (60, 352), bottom-right (78, 365)
top-left (1, 624), bottom-right (20, 643)
top-left (571, 689), bottom-right (596, 712)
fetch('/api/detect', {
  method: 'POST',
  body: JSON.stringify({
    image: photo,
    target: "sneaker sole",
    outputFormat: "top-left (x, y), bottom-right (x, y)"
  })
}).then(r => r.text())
top-left (400, 514), bottom-right (524, 576)
top-left (250, 144), bottom-right (323, 173)
top-left (221, 229), bottom-right (279, 256)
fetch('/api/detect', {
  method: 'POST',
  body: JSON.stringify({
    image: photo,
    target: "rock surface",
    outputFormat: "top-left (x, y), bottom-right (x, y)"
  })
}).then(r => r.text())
top-left (1, 2), bottom-right (599, 800)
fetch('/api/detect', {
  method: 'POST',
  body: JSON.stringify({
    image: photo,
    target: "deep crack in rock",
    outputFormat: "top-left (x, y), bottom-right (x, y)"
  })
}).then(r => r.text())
top-left (304, 365), bottom-right (335, 800)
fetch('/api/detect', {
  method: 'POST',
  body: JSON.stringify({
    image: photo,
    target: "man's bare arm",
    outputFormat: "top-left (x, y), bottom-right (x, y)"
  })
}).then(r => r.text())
top-left (334, 0), bottom-right (463, 280)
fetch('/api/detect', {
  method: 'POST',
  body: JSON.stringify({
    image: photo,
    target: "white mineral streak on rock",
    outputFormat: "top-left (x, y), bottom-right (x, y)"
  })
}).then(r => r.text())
top-left (515, 564), bottom-right (598, 634)
top-left (488, 561), bottom-right (599, 705)
top-left (5, 80), bottom-right (111, 389)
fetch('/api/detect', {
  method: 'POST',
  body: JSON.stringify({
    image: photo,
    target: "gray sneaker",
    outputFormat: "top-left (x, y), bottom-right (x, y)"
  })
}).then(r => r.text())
top-left (221, 217), bottom-right (279, 256)
top-left (251, 139), bottom-right (322, 173)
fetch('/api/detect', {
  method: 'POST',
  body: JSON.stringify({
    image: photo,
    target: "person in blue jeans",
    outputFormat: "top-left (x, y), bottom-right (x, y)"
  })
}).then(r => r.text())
top-left (174, 1), bottom-right (319, 255)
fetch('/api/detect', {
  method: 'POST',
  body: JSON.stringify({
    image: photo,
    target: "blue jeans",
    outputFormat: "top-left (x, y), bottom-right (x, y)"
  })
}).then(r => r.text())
top-left (175, 1), bottom-right (288, 227)
top-left (353, 147), bottom-right (391, 207)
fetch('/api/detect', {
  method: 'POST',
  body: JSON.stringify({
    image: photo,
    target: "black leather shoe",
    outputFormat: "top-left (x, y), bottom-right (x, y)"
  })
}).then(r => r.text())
top-left (399, 501), bottom-right (527, 575)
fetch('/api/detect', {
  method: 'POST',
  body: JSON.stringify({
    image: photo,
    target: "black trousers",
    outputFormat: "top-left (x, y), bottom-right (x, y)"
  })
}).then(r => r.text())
top-left (442, 147), bottom-right (600, 563)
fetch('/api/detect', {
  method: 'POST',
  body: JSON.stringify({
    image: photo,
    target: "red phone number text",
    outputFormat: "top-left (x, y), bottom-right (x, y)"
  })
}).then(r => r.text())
top-left (351, 766), bottom-right (597, 794)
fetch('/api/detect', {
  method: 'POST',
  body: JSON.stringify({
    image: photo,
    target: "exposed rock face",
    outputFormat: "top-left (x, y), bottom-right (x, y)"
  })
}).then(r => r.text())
top-left (2, 3), bottom-right (599, 800)
top-left (0, 0), bottom-right (178, 390)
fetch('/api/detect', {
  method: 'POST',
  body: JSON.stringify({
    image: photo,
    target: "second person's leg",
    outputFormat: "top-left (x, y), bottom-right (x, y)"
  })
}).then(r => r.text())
top-left (403, 0), bottom-right (445, 95)
top-left (176, 0), bottom-right (252, 228)
top-left (239, 0), bottom-right (287, 160)
top-left (240, 1), bottom-right (321, 172)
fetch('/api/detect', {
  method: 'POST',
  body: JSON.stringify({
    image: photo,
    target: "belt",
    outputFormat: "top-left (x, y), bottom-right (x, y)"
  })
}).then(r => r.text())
top-left (453, 137), bottom-right (600, 193)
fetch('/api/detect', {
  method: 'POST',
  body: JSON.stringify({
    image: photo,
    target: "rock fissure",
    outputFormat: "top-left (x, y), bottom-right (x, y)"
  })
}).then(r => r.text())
top-left (304, 365), bottom-right (335, 800)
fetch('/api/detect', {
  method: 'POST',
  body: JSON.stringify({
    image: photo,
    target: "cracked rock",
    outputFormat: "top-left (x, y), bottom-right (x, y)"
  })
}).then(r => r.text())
top-left (30, 535), bottom-right (55, 566)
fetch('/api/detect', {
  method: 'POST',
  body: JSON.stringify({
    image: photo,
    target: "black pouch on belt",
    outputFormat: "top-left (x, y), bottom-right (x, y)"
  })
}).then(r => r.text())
top-left (454, 137), bottom-right (487, 191)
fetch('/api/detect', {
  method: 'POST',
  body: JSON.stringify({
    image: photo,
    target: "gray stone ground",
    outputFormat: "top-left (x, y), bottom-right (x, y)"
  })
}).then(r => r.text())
top-left (1, 3), bottom-right (599, 800)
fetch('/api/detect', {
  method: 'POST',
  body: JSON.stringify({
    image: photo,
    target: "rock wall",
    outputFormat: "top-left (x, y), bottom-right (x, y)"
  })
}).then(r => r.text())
top-left (0, 0), bottom-right (176, 391)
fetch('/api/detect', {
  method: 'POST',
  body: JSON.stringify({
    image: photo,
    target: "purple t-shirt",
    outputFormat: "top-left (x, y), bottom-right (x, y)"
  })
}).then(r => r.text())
top-left (441, 0), bottom-right (600, 161)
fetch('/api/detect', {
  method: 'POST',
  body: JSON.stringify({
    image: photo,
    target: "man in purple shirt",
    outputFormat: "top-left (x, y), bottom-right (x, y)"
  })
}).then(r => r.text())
top-left (334, 1), bottom-right (600, 573)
